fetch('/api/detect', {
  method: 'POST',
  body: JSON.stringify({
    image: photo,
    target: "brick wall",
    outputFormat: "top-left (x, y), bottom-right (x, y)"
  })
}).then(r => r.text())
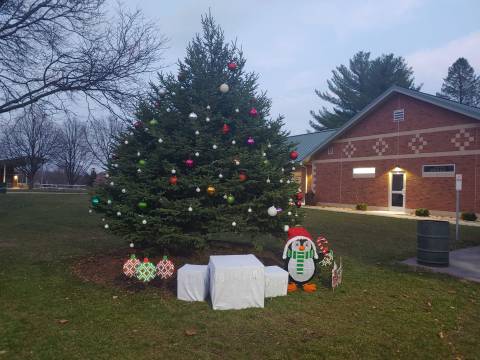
top-left (311, 93), bottom-right (480, 213)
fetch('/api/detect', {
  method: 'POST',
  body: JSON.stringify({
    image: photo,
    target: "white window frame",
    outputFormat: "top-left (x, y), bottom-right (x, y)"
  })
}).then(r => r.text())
top-left (422, 164), bottom-right (455, 177)
top-left (328, 146), bottom-right (334, 155)
top-left (353, 167), bottom-right (376, 178)
top-left (393, 109), bottom-right (405, 122)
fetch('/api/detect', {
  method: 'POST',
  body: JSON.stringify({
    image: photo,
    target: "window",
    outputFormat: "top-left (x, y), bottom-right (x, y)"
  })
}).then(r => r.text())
top-left (328, 147), bottom-right (334, 155)
top-left (422, 164), bottom-right (455, 177)
top-left (393, 109), bottom-right (405, 122)
top-left (353, 167), bottom-right (376, 178)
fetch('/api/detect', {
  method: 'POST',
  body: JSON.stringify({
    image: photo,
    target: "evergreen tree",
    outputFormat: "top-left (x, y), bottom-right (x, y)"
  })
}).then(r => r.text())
top-left (437, 57), bottom-right (479, 106)
top-left (310, 51), bottom-right (419, 130)
top-left (91, 14), bottom-right (302, 252)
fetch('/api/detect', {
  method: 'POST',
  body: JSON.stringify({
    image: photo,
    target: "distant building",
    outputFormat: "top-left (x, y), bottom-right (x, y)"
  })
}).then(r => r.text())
top-left (0, 158), bottom-right (28, 187)
top-left (289, 86), bottom-right (480, 216)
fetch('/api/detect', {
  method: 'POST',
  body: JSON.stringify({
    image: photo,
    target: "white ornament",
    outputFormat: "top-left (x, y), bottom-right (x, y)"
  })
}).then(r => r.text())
top-left (212, 144), bottom-right (218, 150)
top-left (142, 219), bottom-right (147, 225)
top-left (105, 174), bottom-right (110, 178)
top-left (295, 213), bottom-right (299, 217)
top-left (166, 107), bottom-right (171, 112)
top-left (158, 138), bottom-right (163, 143)
top-left (292, 167), bottom-right (296, 171)
top-left (232, 221), bottom-right (237, 227)
top-left (223, 194), bottom-right (228, 199)
top-left (129, 242), bottom-right (134, 248)
top-left (195, 130), bottom-right (200, 136)
top-left (195, 152), bottom-right (200, 157)
top-left (267, 125), bottom-right (271, 129)
top-left (88, 209), bottom-right (92, 214)
top-left (248, 207), bottom-right (252, 213)
top-left (288, 211), bottom-right (292, 216)
top-left (268, 206), bottom-right (278, 217)
top-left (287, 180), bottom-right (291, 184)
top-left (159, 88), bottom-right (166, 96)
top-left (196, 187), bottom-right (201, 193)
top-left (219, 83), bottom-right (230, 93)
top-left (171, 92), bottom-right (176, 96)
top-left (137, 169), bottom-right (142, 173)
top-left (189, 112), bottom-right (198, 120)
top-left (171, 169), bottom-right (176, 174)
top-left (234, 160), bottom-right (240, 166)
top-left (137, 152), bottom-right (141, 157)
top-left (124, 140), bottom-right (129, 145)
top-left (262, 152), bottom-right (266, 157)
top-left (113, 164), bottom-right (118, 168)
top-left (231, 140), bottom-right (236, 145)
top-left (280, 179), bottom-right (284, 183)
top-left (206, 117), bottom-right (210, 122)
top-left (266, 178), bottom-right (271, 183)
top-left (281, 168), bottom-right (285, 172)
top-left (107, 199), bottom-right (112, 205)
top-left (102, 218), bottom-right (105, 222)
top-left (180, 86), bottom-right (185, 90)
top-left (284, 225), bottom-right (289, 232)
top-left (129, 131), bottom-right (134, 136)
top-left (267, 143), bottom-right (272, 148)
top-left (110, 181), bottom-right (114, 186)
top-left (206, 105), bottom-right (211, 110)
top-left (235, 108), bottom-right (240, 113)
top-left (188, 206), bottom-right (193, 212)
top-left (218, 173), bottom-right (223, 179)
top-left (122, 188), bottom-right (126, 193)
top-left (117, 211), bottom-right (122, 216)
top-left (104, 224), bottom-right (109, 229)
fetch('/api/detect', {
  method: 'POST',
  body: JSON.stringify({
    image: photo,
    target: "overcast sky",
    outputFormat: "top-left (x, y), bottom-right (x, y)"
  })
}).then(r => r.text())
top-left (126, 0), bottom-right (480, 135)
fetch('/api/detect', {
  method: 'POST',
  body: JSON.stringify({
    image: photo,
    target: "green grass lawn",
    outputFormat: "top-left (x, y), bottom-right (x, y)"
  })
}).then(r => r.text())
top-left (0, 194), bottom-right (479, 359)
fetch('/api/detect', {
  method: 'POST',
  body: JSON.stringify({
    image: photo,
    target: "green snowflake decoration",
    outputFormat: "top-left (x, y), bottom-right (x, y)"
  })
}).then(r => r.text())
top-left (135, 258), bottom-right (157, 282)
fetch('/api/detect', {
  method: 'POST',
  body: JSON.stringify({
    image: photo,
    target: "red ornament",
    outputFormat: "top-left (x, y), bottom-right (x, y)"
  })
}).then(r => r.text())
top-left (227, 62), bottom-right (237, 71)
top-left (296, 192), bottom-right (303, 200)
top-left (239, 171), bottom-right (247, 182)
top-left (290, 151), bottom-right (299, 160)
top-left (247, 136), bottom-right (255, 145)
top-left (295, 200), bottom-right (302, 208)
top-left (249, 108), bottom-right (258, 117)
top-left (123, 254), bottom-right (140, 278)
top-left (169, 175), bottom-right (177, 185)
top-left (185, 159), bottom-right (194, 168)
top-left (222, 123), bottom-right (231, 134)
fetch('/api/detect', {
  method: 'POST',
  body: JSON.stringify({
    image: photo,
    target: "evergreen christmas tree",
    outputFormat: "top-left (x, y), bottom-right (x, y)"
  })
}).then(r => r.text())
top-left (91, 14), bottom-right (303, 252)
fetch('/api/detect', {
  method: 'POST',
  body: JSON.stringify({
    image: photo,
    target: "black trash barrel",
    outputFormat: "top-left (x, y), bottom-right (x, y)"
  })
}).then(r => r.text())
top-left (417, 220), bottom-right (449, 267)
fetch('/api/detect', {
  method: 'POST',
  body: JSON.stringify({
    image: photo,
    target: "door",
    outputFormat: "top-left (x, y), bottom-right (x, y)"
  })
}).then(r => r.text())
top-left (389, 172), bottom-right (405, 211)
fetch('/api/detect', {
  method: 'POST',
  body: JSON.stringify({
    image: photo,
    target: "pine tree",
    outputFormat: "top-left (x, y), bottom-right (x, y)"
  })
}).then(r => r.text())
top-left (91, 14), bottom-right (302, 252)
top-left (310, 52), bottom-right (419, 130)
top-left (437, 57), bottom-right (479, 106)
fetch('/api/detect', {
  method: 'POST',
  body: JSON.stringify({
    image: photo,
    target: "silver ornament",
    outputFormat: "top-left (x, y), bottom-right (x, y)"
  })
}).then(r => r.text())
top-left (189, 112), bottom-right (198, 120)
top-left (219, 83), bottom-right (229, 93)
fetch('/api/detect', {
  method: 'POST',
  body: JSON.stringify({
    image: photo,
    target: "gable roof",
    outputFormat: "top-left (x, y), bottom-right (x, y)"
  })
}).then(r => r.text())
top-left (287, 129), bottom-right (337, 162)
top-left (307, 85), bottom-right (480, 158)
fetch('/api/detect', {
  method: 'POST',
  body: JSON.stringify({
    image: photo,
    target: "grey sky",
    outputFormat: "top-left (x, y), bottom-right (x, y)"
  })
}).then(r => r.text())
top-left (127, 0), bottom-right (480, 135)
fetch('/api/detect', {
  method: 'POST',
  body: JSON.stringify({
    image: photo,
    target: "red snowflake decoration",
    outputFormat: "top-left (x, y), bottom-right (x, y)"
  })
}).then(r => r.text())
top-left (156, 256), bottom-right (175, 279)
top-left (123, 254), bottom-right (141, 278)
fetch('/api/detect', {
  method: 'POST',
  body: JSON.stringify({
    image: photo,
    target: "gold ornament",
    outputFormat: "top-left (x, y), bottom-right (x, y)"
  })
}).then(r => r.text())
top-left (207, 186), bottom-right (216, 196)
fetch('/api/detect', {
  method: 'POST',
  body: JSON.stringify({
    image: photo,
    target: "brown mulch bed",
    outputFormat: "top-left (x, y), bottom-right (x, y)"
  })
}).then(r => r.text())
top-left (71, 243), bottom-right (283, 296)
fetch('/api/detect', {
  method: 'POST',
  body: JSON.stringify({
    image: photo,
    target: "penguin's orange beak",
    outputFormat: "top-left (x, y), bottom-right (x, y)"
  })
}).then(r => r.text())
top-left (299, 245), bottom-right (305, 251)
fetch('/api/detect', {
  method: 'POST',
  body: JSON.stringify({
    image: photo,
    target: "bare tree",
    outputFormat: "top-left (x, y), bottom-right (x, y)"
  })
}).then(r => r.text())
top-left (56, 116), bottom-right (92, 185)
top-left (85, 115), bottom-right (125, 169)
top-left (2, 103), bottom-right (61, 189)
top-left (0, 0), bottom-right (166, 117)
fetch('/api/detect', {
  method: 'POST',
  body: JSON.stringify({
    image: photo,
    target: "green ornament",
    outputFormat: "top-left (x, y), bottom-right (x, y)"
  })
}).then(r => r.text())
top-left (135, 258), bottom-right (156, 282)
top-left (149, 119), bottom-right (158, 126)
top-left (91, 196), bottom-right (100, 206)
top-left (138, 201), bottom-right (148, 209)
top-left (138, 159), bottom-right (146, 167)
top-left (227, 195), bottom-right (235, 205)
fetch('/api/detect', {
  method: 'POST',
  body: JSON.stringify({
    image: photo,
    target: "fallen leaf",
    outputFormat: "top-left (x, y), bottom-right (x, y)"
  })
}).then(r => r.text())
top-left (438, 331), bottom-right (444, 339)
top-left (0, 350), bottom-right (7, 355)
top-left (112, 296), bottom-right (118, 299)
top-left (56, 319), bottom-right (69, 325)
top-left (185, 328), bottom-right (197, 336)
top-left (427, 301), bottom-right (432, 307)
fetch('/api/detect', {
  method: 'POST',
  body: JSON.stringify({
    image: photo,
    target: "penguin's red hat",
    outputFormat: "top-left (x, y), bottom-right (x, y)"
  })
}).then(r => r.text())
top-left (283, 226), bottom-right (318, 259)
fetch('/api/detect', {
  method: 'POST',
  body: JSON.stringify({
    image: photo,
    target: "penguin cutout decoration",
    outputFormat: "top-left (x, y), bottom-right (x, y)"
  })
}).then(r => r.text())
top-left (282, 227), bottom-right (319, 292)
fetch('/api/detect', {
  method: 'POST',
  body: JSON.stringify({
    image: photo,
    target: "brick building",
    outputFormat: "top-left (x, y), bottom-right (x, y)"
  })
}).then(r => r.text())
top-left (293, 86), bottom-right (480, 216)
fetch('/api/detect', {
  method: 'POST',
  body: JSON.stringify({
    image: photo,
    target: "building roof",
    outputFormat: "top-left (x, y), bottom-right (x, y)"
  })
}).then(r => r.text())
top-left (287, 129), bottom-right (337, 161)
top-left (306, 85), bottom-right (480, 158)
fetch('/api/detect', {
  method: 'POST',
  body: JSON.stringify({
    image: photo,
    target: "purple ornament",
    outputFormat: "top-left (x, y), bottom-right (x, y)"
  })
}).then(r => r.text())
top-left (247, 136), bottom-right (255, 145)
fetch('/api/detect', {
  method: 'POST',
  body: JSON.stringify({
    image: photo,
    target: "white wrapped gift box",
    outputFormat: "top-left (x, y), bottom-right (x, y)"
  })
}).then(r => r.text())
top-left (264, 265), bottom-right (289, 298)
top-left (209, 254), bottom-right (265, 310)
top-left (177, 264), bottom-right (209, 302)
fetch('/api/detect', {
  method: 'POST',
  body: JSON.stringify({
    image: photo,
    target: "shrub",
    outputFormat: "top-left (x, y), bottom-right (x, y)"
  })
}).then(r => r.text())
top-left (356, 203), bottom-right (368, 211)
top-left (415, 208), bottom-right (430, 217)
top-left (461, 212), bottom-right (478, 221)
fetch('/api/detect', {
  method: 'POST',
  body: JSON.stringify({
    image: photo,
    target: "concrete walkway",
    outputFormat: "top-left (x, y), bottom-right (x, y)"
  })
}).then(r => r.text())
top-left (305, 205), bottom-right (480, 227)
top-left (401, 246), bottom-right (480, 283)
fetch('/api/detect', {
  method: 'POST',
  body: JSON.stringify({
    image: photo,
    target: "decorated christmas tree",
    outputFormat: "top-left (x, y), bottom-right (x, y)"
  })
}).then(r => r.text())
top-left (91, 14), bottom-right (303, 252)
